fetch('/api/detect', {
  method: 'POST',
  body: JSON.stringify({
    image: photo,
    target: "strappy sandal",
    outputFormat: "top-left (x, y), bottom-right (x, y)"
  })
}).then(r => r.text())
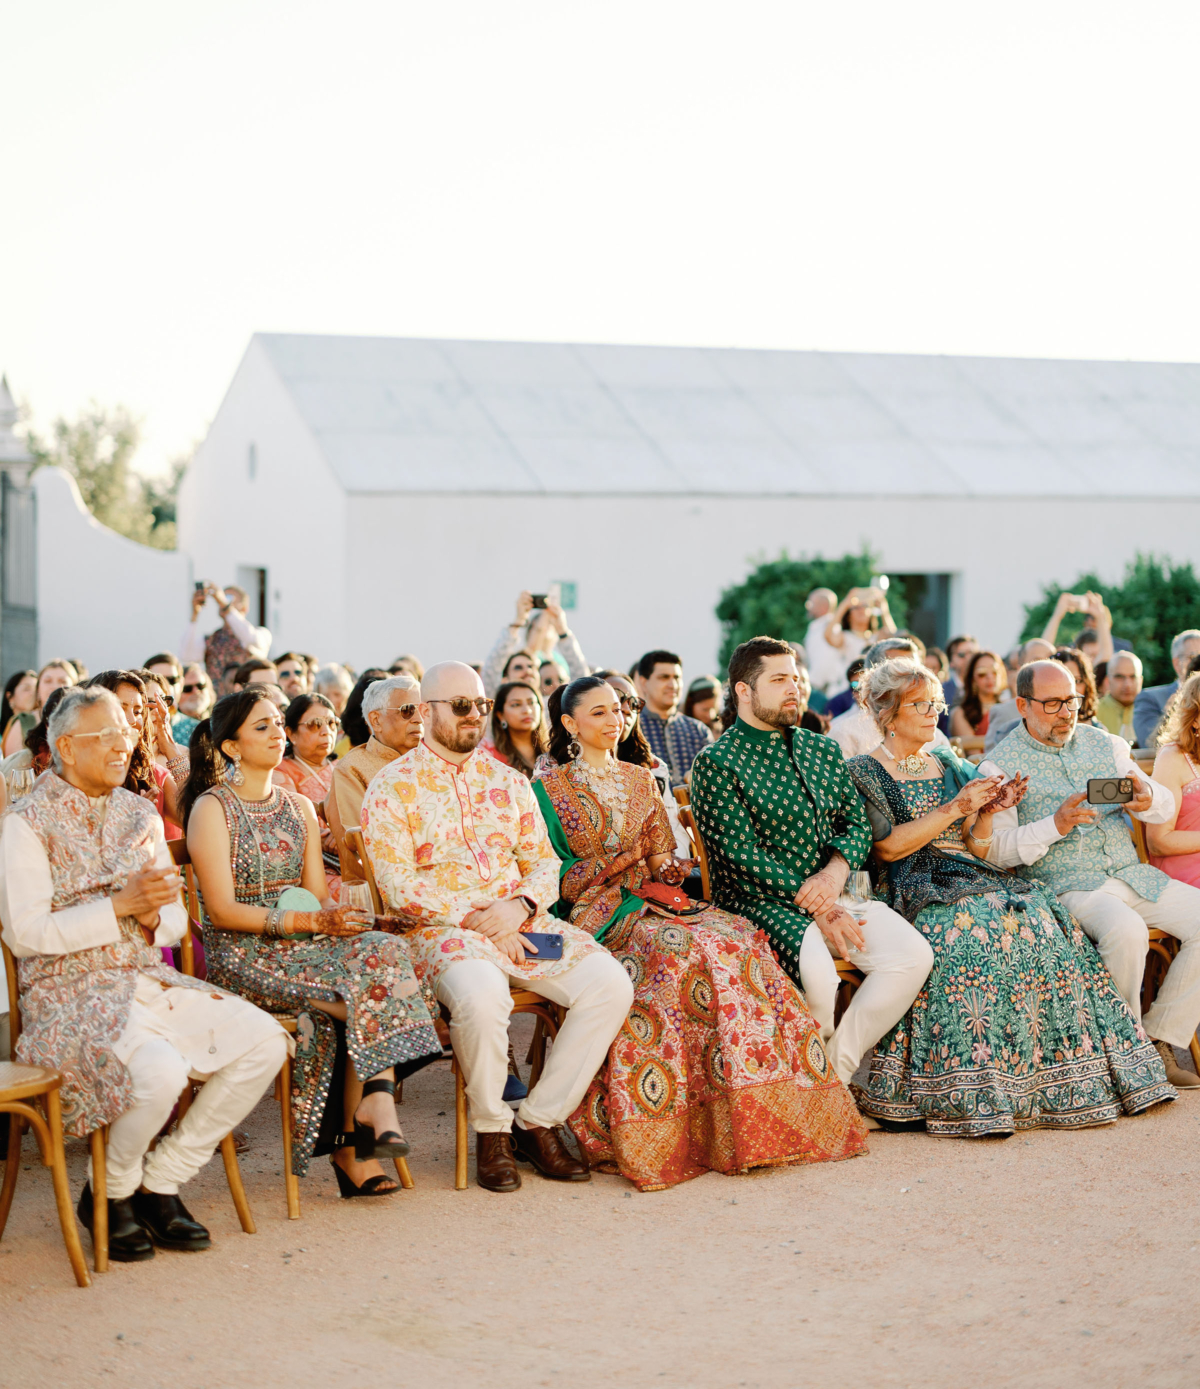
top-left (352, 1077), bottom-right (411, 1160)
top-left (330, 1136), bottom-right (400, 1198)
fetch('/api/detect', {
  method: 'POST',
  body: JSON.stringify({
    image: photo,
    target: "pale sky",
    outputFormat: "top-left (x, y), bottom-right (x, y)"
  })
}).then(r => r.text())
top-left (2, 1), bottom-right (1198, 475)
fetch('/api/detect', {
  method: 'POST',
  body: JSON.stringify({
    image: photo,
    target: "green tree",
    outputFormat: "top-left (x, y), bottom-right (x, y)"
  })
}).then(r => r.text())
top-left (26, 404), bottom-right (183, 551)
top-left (715, 549), bottom-right (908, 667)
top-left (1020, 553), bottom-right (1200, 685)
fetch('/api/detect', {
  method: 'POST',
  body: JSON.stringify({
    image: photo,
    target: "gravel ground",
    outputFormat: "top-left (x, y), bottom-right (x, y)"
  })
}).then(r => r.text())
top-left (3, 1024), bottom-right (1199, 1389)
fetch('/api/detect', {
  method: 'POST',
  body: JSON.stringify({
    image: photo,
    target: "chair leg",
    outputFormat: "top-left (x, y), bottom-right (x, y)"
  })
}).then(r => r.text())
top-left (453, 1059), bottom-right (468, 1191)
top-left (0, 1109), bottom-right (23, 1241)
top-left (393, 1156), bottom-right (414, 1190)
top-left (45, 1090), bottom-right (90, 1288)
top-left (277, 1055), bottom-right (300, 1221)
top-left (1189, 1035), bottom-right (1200, 1078)
top-left (219, 1133), bottom-right (256, 1234)
top-left (90, 1128), bottom-right (108, 1274)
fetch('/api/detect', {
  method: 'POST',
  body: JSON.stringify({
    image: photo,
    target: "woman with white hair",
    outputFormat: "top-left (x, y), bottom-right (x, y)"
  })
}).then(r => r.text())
top-left (844, 656), bottom-right (1172, 1137)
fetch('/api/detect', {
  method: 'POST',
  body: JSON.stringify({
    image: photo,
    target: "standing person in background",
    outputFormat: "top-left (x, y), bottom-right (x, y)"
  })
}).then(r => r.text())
top-left (949, 649), bottom-right (1008, 752)
top-left (180, 583), bottom-right (272, 693)
top-left (635, 649), bottom-right (713, 788)
top-left (274, 653), bottom-right (312, 699)
top-left (683, 676), bottom-right (723, 737)
top-left (174, 663), bottom-right (213, 746)
top-left (3, 659), bottom-right (78, 758)
top-left (1097, 651), bottom-right (1144, 745)
top-left (0, 668), bottom-right (36, 754)
top-left (1134, 630), bottom-right (1200, 749)
top-left (481, 591), bottom-right (589, 698)
top-left (1041, 590), bottom-right (1118, 663)
top-left (803, 587), bottom-right (841, 704)
top-left (821, 587), bottom-right (897, 697)
top-left (483, 681), bottom-right (547, 778)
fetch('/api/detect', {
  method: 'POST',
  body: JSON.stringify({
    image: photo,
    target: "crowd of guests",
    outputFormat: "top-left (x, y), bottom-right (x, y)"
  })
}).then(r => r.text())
top-left (5, 578), bottom-right (1200, 1266)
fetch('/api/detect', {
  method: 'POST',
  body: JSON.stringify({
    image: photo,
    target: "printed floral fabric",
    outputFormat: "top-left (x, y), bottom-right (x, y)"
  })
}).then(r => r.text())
top-left (199, 784), bottom-right (440, 1174)
top-left (535, 759), bottom-right (868, 1191)
top-left (361, 741), bottom-right (603, 991)
top-left (689, 718), bottom-right (872, 990)
top-left (11, 773), bottom-right (218, 1136)
top-left (848, 770), bottom-right (1174, 1135)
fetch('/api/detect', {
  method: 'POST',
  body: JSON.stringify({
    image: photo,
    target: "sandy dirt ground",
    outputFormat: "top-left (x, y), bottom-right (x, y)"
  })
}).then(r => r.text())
top-left (3, 1023), bottom-right (1199, 1389)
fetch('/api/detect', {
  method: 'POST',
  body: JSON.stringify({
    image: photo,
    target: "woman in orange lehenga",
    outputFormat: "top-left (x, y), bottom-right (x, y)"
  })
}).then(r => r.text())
top-left (533, 676), bottom-right (867, 1191)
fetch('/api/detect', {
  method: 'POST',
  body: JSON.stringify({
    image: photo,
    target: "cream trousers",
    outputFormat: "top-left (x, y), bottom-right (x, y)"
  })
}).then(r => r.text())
top-left (798, 899), bottom-right (934, 1085)
top-left (435, 953), bottom-right (633, 1133)
top-left (1059, 876), bottom-right (1200, 1049)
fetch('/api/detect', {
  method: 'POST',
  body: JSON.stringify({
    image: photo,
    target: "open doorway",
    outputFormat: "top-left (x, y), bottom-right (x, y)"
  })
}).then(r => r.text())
top-left (236, 566), bottom-right (268, 628)
top-left (889, 573), bottom-right (951, 650)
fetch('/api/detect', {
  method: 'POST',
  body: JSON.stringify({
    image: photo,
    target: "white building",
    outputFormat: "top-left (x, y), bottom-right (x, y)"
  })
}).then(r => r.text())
top-left (174, 334), bottom-right (1200, 676)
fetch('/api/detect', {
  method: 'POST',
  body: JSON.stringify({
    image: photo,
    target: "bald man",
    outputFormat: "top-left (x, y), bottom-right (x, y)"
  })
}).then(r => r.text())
top-left (362, 663), bottom-right (633, 1192)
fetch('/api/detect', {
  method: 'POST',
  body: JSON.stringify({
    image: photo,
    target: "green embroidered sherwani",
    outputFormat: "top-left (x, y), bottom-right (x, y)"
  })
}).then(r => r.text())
top-left (690, 720), bottom-right (873, 987)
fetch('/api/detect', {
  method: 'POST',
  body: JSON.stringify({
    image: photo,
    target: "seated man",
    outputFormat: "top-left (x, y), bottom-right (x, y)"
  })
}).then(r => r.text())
top-left (0, 687), bottom-right (288, 1260)
top-left (983, 638), bottom-right (1056, 753)
top-left (634, 649), bottom-right (713, 787)
top-left (1134, 629), bottom-right (1200, 749)
top-left (325, 673), bottom-right (422, 884)
top-left (1096, 650), bottom-right (1143, 746)
top-left (983, 658), bottom-right (1200, 1088)
top-left (690, 637), bottom-right (933, 1099)
top-left (362, 662), bottom-right (633, 1192)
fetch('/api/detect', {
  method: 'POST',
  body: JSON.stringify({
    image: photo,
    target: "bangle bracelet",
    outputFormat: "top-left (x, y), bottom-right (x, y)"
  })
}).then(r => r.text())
top-left (967, 828), bottom-right (994, 845)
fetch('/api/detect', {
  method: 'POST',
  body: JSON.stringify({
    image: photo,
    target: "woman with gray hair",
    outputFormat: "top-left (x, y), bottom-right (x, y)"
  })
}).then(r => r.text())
top-left (844, 657), bottom-right (1172, 1137)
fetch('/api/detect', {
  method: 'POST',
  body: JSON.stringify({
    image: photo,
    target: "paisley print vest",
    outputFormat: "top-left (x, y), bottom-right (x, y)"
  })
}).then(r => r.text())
top-left (989, 721), bottom-right (1168, 901)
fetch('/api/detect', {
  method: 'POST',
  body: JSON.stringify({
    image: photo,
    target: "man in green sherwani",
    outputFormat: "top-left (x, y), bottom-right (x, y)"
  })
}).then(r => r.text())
top-left (691, 637), bottom-right (932, 1087)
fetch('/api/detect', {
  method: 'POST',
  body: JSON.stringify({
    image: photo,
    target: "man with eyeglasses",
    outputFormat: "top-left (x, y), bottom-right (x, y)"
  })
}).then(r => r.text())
top-left (325, 675), bottom-right (423, 886)
top-left (0, 687), bottom-right (288, 1260)
top-left (362, 662), bottom-right (632, 1192)
top-left (983, 659), bottom-right (1200, 1089)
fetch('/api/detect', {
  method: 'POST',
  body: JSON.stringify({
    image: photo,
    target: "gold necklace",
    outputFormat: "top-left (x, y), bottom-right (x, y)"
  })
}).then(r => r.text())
top-left (882, 743), bottom-right (928, 776)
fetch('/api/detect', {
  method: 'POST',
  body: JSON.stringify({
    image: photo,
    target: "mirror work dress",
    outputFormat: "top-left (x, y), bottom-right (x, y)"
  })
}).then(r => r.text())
top-left (533, 758), bottom-right (868, 1191)
top-left (848, 751), bottom-right (1173, 1136)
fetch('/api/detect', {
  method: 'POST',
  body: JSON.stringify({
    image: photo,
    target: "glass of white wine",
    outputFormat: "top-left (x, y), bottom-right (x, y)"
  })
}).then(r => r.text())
top-left (838, 870), bottom-right (874, 922)
top-left (5, 767), bottom-right (34, 804)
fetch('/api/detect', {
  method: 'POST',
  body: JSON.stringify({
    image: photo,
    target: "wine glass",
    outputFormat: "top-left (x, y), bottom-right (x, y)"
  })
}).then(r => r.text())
top-left (5, 767), bottom-right (33, 804)
top-left (342, 882), bottom-right (375, 919)
top-left (838, 870), bottom-right (873, 923)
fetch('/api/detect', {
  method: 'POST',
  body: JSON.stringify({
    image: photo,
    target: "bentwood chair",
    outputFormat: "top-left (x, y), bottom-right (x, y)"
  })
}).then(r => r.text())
top-left (1, 942), bottom-right (91, 1287)
top-left (347, 826), bottom-right (562, 1190)
top-left (1126, 819), bottom-right (1200, 1075)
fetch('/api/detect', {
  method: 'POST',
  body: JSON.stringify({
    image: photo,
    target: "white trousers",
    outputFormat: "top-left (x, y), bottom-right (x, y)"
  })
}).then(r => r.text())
top-left (435, 953), bottom-right (633, 1133)
top-left (91, 1032), bottom-right (288, 1201)
top-left (798, 899), bottom-right (934, 1085)
top-left (1059, 876), bottom-right (1200, 1049)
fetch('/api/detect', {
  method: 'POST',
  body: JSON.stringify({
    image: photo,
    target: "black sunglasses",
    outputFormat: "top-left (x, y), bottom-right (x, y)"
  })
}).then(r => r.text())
top-left (428, 697), bottom-right (494, 717)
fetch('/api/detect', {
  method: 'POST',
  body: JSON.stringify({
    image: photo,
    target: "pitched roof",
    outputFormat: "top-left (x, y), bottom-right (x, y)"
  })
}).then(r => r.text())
top-left (255, 333), bottom-right (1200, 497)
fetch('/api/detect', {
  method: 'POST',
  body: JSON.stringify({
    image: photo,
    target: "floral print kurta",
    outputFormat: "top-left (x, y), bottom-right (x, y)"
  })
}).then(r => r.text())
top-left (361, 741), bottom-right (604, 989)
top-left (534, 758), bottom-right (868, 1191)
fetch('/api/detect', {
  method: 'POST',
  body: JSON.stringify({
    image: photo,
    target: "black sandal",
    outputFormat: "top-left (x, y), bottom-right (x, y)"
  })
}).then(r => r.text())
top-left (352, 1077), bottom-right (411, 1160)
top-left (330, 1136), bottom-right (400, 1198)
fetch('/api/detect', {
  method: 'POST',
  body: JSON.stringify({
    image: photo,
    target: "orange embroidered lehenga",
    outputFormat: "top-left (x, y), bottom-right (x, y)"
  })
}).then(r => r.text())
top-left (532, 758), bottom-right (868, 1191)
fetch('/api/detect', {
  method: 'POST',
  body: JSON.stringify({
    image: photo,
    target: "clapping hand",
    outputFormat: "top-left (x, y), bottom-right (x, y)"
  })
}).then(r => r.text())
top-left (655, 855), bottom-right (697, 886)
top-left (951, 776), bottom-right (1005, 819)
top-left (976, 774), bottom-right (1028, 816)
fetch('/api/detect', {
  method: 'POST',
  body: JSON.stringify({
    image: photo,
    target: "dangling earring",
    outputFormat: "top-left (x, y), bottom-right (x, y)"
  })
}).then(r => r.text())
top-left (568, 737), bottom-right (581, 760)
top-left (225, 753), bottom-right (245, 787)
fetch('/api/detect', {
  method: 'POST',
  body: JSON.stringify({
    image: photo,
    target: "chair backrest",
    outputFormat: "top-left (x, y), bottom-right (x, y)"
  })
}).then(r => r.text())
top-left (1128, 815), bottom-right (1151, 865)
top-left (168, 838), bottom-right (200, 977)
top-left (2, 937), bottom-right (20, 1047)
top-left (344, 827), bottom-right (385, 915)
top-left (672, 785), bottom-right (690, 808)
top-left (676, 804), bottom-right (712, 899)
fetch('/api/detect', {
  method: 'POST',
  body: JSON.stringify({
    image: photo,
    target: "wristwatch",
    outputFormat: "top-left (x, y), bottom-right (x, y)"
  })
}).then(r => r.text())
top-left (518, 895), bottom-right (537, 919)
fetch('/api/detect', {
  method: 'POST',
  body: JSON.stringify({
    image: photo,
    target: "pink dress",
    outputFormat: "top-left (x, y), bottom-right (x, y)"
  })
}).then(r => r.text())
top-left (1149, 754), bottom-right (1200, 886)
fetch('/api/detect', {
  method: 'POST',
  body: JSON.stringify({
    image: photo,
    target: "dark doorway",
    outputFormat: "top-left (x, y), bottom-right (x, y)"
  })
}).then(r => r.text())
top-left (890, 573), bottom-right (951, 650)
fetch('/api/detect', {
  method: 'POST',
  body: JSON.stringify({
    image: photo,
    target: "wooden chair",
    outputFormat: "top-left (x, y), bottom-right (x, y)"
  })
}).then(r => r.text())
top-left (347, 826), bottom-right (562, 1190)
top-left (1, 944), bottom-right (91, 1287)
top-left (1126, 818), bottom-right (1200, 1074)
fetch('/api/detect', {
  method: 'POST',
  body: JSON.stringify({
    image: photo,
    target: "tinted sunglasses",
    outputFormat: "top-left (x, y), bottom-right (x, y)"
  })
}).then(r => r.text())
top-left (181, 681), bottom-right (207, 694)
top-left (387, 703), bottom-right (420, 719)
top-left (428, 697), bottom-right (494, 717)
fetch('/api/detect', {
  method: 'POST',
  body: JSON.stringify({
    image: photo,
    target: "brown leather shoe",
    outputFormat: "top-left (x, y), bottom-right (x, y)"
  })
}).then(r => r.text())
top-left (511, 1123), bottom-right (591, 1181)
top-left (476, 1131), bottom-right (522, 1193)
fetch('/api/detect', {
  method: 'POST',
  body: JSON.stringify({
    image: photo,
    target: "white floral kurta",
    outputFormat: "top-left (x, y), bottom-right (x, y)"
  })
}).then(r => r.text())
top-left (361, 741), bottom-right (603, 988)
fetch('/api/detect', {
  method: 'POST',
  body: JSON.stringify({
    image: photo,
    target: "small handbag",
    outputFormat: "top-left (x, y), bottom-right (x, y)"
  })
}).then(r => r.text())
top-left (631, 881), bottom-right (707, 917)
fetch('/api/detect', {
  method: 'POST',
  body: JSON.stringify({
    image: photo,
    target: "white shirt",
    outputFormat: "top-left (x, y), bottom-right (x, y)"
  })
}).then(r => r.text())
top-left (179, 606), bottom-right (272, 666)
top-left (804, 615), bottom-right (844, 695)
top-left (979, 731), bottom-right (1174, 870)
top-left (828, 704), bottom-right (951, 760)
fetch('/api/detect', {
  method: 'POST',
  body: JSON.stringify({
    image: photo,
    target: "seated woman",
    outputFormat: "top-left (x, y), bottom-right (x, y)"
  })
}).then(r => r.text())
top-left (532, 675), bottom-right (868, 1191)
top-left (1148, 672), bottom-right (1200, 885)
top-left (483, 680), bottom-right (546, 778)
top-left (846, 657), bottom-right (1172, 1136)
top-left (1053, 645), bottom-right (1103, 728)
top-left (0, 667), bottom-right (36, 754)
top-left (2, 658), bottom-right (77, 757)
top-left (88, 669), bottom-right (183, 834)
top-left (273, 692), bottom-right (343, 899)
top-left (183, 690), bottom-right (441, 1197)
top-left (949, 648), bottom-right (1008, 752)
top-left (683, 675), bottom-right (723, 738)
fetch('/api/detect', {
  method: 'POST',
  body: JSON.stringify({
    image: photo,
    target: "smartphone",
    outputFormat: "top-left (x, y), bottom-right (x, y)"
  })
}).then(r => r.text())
top-left (530, 594), bottom-right (548, 609)
top-left (1086, 777), bottom-right (1133, 806)
top-left (521, 931), bottom-right (563, 959)
top-left (194, 580), bottom-right (206, 592)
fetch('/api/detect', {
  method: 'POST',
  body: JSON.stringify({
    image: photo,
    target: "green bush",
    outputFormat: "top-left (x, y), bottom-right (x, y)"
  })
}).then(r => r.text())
top-left (715, 549), bottom-right (908, 668)
top-left (1020, 554), bottom-right (1200, 686)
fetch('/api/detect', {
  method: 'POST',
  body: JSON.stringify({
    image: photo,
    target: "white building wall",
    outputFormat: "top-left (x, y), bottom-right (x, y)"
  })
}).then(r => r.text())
top-left (34, 466), bottom-right (190, 671)
top-left (178, 338), bottom-right (346, 661)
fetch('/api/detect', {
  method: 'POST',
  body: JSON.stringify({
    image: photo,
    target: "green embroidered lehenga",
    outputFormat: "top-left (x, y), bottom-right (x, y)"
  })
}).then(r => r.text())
top-left (847, 749), bottom-right (1173, 1136)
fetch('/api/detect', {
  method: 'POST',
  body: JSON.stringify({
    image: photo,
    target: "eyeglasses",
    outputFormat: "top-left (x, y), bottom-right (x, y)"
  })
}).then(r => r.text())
top-left (386, 703), bottom-right (420, 719)
top-left (428, 697), bottom-right (494, 717)
top-left (298, 718), bottom-right (341, 732)
top-left (181, 681), bottom-right (207, 694)
top-left (1028, 696), bottom-right (1083, 714)
top-left (617, 695), bottom-right (646, 713)
top-left (902, 699), bottom-right (948, 716)
top-left (66, 726), bottom-right (137, 748)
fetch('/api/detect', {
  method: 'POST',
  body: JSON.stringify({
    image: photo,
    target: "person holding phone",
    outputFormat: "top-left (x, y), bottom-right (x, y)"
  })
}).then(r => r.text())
top-left (362, 662), bottom-right (633, 1194)
top-left (532, 676), bottom-right (868, 1190)
top-left (981, 659), bottom-right (1200, 1090)
top-left (847, 657), bottom-right (1172, 1134)
top-left (821, 586), bottom-right (897, 695)
top-left (179, 582), bottom-right (272, 694)
top-left (480, 589), bottom-right (590, 698)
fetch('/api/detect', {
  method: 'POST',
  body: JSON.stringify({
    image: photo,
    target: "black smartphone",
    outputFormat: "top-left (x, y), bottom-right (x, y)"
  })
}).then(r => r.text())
top-left (194, 580), bottom-right (206, 592)
top-left (530, 593), bottom-right (548, 609)
top-left (1086, 777), bottom-right (1133, 806)
top-left (521, 931), bottom-right (563, 959)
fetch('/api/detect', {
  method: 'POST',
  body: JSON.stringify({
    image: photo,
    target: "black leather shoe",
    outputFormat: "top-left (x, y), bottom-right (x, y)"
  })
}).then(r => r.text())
top-left (132, 1190), bottom-right (212, 1251)
top-left (76, 1182), bottom-right (155, 1263)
